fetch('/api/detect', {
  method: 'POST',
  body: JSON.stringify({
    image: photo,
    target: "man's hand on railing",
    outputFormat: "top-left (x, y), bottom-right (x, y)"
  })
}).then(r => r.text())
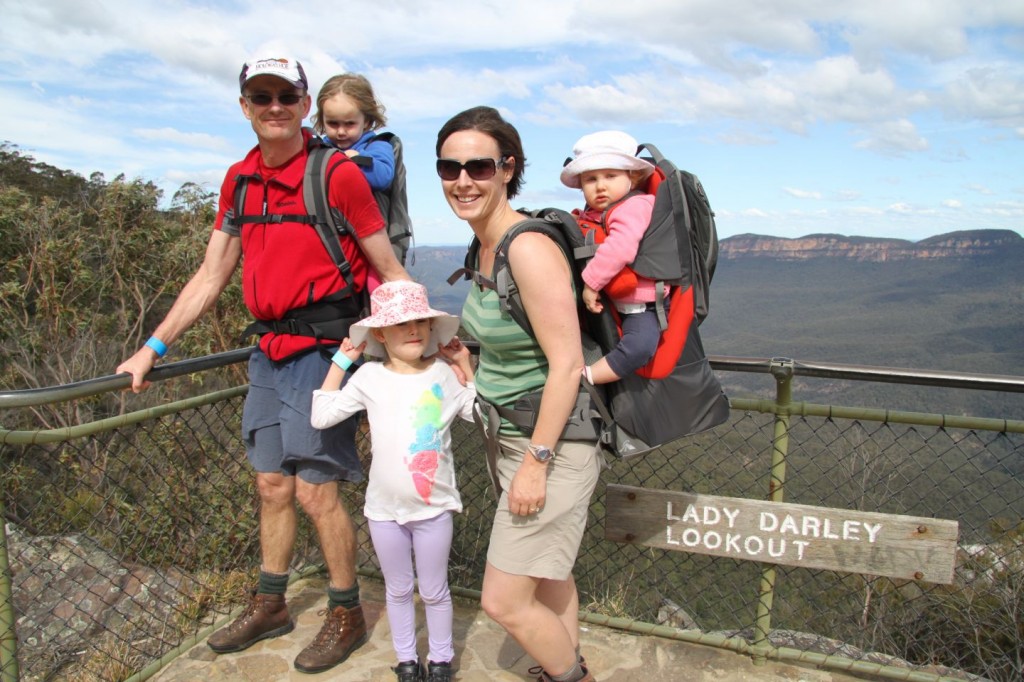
top-left (116, 346), bottom-right (161, 393)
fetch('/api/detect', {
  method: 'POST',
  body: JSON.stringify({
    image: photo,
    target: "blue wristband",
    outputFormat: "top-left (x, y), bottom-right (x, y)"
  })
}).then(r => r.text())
top-left (331, 349), bottom-right (354, 371)
top-left (145, 337), bottom-right (168, 358)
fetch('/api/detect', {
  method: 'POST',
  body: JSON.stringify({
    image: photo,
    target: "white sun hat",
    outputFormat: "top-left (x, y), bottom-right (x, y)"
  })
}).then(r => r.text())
top-left (349, 281), bottom-right (461, 359)
top-left (560, 130), bottom-right (655, 189)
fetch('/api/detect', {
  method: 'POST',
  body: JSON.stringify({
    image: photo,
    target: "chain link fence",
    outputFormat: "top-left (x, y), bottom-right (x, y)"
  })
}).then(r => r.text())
top-left (1, 352), bottom-right (1022, 682)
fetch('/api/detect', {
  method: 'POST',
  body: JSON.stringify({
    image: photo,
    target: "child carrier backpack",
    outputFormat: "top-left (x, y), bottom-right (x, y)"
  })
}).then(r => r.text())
top-left (572, 143), bottom-right (718, 381)
top-left (575, 142), bottom-right (718, 338)
top-left (448, 144), bottom-right (729, 458)
top-left (230, 131), bottom-right (414, 343)
top-left (345, 131), bottom-right (414, 264)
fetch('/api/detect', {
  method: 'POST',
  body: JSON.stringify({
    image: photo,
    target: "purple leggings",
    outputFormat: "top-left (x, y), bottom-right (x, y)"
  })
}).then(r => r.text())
top-left (368, 512), bottom-right (455, 663)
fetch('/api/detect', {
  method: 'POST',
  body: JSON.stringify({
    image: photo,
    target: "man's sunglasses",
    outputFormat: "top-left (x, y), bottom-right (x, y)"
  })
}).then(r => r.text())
top-left (436, 157), bottom-right (508, 181)
top-left (244, 92), bottom-right (304, 106)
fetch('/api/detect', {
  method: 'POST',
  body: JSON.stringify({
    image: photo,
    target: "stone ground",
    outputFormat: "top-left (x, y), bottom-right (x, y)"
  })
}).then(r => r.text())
top-left (150, 575), bottom-right (871, 682)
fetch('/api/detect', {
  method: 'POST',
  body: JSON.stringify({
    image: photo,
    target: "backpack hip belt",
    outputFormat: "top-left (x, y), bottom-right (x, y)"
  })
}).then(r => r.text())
top-left (241, 296), bottom-right (363, 343)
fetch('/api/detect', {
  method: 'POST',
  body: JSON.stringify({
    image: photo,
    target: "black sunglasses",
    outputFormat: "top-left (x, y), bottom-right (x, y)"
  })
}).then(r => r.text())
top-left (436, 157), bottom-right (508, 181)
top-left (245, 92), bottom-right (304, 106)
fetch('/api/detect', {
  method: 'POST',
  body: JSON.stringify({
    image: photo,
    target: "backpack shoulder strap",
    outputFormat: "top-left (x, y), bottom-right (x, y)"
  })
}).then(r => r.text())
top-left (493, 209), bottom-right (581, 338)
top-left (303, 143), bottom-right (356, 298)
top-left (222, 173), bottom-right (257, 237)
top-left (600, 189), bottom-right (645, 225)
top-left (447, 236), bottom-right (495, 289)
top-left (446, 210), bottom-right (578, 338)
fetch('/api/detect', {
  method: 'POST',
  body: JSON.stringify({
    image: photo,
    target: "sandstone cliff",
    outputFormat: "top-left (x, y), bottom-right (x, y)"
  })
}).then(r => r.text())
top-left (719, 229), bottom-right (1023, 261)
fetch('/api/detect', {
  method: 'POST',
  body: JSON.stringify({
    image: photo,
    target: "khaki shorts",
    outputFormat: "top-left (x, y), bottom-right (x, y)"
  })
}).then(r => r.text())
top-left (486, 435), bottom-right (602, 581)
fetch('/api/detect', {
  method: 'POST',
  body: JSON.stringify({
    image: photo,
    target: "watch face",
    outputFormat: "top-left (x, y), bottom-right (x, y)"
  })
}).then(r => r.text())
top-left (530, 445), bottom-right (553, 462)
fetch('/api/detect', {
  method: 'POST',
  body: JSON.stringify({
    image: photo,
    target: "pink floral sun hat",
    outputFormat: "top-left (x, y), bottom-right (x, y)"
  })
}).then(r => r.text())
top-left (349, 280), bottom-right (461, 358)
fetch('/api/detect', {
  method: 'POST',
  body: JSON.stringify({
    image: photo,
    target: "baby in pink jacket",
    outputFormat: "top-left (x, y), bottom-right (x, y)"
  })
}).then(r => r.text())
top-left (561, 130), bottom-right (662, 384)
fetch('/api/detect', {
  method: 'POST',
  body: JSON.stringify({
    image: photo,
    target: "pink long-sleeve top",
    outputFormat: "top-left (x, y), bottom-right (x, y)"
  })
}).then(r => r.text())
top-left (579, 193), bottom-right (666, 304)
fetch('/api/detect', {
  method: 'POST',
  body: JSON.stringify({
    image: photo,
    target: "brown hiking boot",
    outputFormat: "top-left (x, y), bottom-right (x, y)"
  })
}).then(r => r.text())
top-left (293, 603), bottom-right (368, 673)
top-left (208, 591), bottom-right (294, 653)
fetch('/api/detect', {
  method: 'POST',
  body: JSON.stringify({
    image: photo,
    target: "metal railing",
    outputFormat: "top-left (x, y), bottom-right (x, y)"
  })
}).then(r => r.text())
top-left (1, 350), bottom-right (1022, 682)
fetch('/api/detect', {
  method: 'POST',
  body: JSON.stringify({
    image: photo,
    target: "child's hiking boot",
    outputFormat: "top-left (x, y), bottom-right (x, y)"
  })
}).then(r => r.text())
top-left (207, 591), bottom-right (294, 653)
top-left (426, 659), bottom-right (454, 682)
top-left (293, 603), bottom-right (368, 673)
top-left (392, 658), bottom-right (425, 681)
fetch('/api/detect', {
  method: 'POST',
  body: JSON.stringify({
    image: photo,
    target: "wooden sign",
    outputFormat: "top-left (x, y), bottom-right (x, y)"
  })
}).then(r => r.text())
top-left (604, 485), bottom-right (959, 584)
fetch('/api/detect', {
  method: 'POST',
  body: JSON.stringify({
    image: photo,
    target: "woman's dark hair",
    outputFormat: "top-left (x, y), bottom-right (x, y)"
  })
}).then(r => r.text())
top-left (436, 106), bottom-right (526, 199)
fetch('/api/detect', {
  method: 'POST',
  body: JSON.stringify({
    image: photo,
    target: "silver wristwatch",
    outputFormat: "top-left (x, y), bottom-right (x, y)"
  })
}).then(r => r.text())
top-left (528, 443), bottom-right (554, 463)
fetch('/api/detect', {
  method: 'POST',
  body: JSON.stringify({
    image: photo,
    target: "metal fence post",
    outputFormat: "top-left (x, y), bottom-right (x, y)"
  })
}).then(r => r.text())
top-left (751, 358), bottom-right (795, 665)
top-left (0, 499), bottom-right (20, 682)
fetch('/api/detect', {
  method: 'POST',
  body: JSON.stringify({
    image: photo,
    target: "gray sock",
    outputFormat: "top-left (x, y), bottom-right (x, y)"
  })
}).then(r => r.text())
top-left (258, 569), bottom-right (289, 596)
top-left (547, 661), bottom-right (585, 682)
top-left (327, 581), bottom-right (360, 610)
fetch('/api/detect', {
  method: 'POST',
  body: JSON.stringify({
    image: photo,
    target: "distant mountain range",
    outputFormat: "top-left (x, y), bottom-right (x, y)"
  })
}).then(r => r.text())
top-left (719, 228), bottom-right (1024, 261)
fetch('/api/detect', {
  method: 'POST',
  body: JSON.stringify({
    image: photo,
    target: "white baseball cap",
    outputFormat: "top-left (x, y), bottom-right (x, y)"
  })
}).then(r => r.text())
top-left (238, 54), bottom-right (308, 92)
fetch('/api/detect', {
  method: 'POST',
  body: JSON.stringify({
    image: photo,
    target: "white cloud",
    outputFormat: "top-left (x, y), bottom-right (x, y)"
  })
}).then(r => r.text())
top-left (132, 128), bottom-right (232, 151)
top-left (854, 119), bottom-right (930, 155)
top-left (981, 201), bottom-right (1024, 217)
top-left (844, 0), bottom-right (1024, 61)
top-left (940, 66), bottom-right (1024, 128)
top-left (849, 206), bottom-right (886, 215)
top-left (887, 202), bottom-right (928, 215)
top-left (716, 130), bottom-right (776, 146)
top-left (534, 52), bottom-right (931, 137)
top-left (784, 187), bottom-right (823, 200)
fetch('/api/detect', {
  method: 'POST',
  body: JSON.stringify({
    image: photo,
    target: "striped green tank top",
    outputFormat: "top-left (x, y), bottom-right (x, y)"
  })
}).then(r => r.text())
top-left (461, 282), bottom-right (548, 435)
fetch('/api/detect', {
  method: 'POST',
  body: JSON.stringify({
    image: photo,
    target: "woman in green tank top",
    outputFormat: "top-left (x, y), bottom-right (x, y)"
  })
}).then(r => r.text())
top-left (435, 107), bottom-right (599, 682)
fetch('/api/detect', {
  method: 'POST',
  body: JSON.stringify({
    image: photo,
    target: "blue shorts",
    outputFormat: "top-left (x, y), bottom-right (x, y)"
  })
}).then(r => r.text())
top-left (242, 349), bottom-right (364, 484)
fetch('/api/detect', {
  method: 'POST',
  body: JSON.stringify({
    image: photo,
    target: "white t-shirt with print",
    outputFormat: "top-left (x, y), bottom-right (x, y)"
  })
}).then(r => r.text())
top-left (311, 358), bottom-right (475, 523)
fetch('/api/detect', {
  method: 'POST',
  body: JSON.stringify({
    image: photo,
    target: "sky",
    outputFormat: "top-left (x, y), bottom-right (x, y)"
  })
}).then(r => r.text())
top-left (1, 1), bottom-right (1022, 247)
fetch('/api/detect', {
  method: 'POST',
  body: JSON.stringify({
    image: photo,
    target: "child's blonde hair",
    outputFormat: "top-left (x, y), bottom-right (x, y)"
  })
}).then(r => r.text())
top-left (313, 73), bottom-right (387, 134)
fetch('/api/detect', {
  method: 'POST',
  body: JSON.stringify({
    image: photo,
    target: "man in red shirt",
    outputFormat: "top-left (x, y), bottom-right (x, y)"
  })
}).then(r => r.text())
top-left (117, 53), bottom-right (408, 674)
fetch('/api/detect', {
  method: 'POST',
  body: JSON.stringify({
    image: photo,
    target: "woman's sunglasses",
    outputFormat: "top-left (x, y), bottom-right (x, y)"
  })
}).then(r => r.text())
top-left (436, 157), bottom-right (508, 181)
top-left (244, 92), bottom-right (304, 107)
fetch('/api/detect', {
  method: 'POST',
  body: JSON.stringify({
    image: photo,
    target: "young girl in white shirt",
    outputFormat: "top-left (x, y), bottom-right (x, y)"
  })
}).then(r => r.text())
top-left (311, 280), bottom-right (475, 682)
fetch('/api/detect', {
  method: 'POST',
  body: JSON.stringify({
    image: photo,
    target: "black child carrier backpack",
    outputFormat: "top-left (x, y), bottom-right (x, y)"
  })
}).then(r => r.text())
top-left (230, 130), bottom-right (414, 345)
top-left (343, 131), bottom-right (414, 264)
top-left (450, 142), bottom-right (729, 459)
